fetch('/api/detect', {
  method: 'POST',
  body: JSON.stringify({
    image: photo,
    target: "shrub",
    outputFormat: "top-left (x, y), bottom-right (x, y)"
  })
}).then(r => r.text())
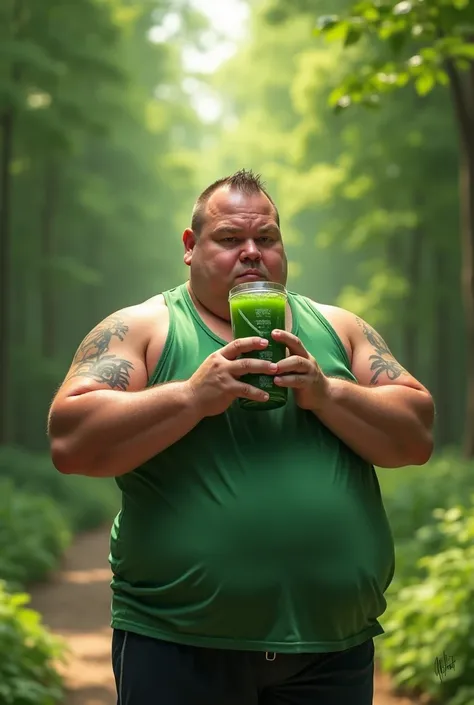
top-left (0, 481), bottom-right (70, 587)
top-left (378, 451), bottom-right (473, 546)
top-left (379, 500), bottom-right (474, 705)
top-left (0, 581), bottom-right (64, 705)
top-left (0, 446), bottom-right (120, 533)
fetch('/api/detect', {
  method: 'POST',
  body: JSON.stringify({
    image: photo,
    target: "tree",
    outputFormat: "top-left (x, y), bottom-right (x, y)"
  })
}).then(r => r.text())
top-left (311, 0), bottom-right (474, 455)
top-left (1, 0), bottom-right (205, 449)
top-left (0, 0), bottom-right (126, 444)
top-left (209, 0), bottom-right (463, 448)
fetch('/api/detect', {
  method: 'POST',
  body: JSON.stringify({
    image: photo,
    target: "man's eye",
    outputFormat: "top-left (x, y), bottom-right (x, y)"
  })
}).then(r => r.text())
top-left (222, 237), bottom-right (237, 243)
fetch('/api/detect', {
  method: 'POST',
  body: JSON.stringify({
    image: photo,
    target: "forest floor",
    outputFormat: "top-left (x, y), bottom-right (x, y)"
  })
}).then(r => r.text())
top-left (30, 526), bottom-right (421, 705)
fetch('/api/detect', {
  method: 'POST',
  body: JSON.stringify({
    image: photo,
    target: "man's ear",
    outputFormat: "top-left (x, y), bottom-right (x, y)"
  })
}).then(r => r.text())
top-left (183, 228), bottom-right (197, 267)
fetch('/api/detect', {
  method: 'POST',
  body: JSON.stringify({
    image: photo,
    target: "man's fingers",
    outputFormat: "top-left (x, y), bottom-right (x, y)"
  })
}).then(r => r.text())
top-left (221, 337), bottom-right (268, 360)
top-left (235, 381), bottom-right (271, 403)
top-left (275, 355), bottom-right (311, 375)
top-left (272, 330), bottom-right (309, 357)
top-left (274, 374), bottom-right (309, 388)
top-left (230, 358), bottom-right (278, 377)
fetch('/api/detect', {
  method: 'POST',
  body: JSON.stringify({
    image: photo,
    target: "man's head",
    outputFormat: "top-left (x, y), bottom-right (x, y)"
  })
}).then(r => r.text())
top-left (183, 169), bottom-right (287, 319)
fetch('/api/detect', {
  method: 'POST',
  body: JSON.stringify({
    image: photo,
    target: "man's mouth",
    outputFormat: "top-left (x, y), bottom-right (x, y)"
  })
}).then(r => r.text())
top-left (236, 270), bottom-right (266, 280)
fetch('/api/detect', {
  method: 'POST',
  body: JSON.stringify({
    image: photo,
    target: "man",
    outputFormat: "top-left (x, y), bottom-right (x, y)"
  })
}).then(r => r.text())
top-left (48, 169), bottom-right (434, 705)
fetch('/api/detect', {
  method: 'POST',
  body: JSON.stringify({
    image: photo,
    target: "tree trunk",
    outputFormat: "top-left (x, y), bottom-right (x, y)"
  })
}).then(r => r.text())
top-left (446, 57), bottom-right (474, 457)
top-left (402, 228), bottom-right (423, 373)
top-left (385, 236), bottom-right (404, 355)
top-left (433, 245), bottom-right (452, 448)
top-left (0, 110), bottom-right (14, 445)
top-left (459, 147), bottom-right (474, 457)
top-left (40, 162), bottom-right (59, 359)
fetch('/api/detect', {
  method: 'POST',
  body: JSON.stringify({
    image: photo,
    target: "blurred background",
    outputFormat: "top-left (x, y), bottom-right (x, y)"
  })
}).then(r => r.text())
top-left (1, 0), bottom-right (473, 703)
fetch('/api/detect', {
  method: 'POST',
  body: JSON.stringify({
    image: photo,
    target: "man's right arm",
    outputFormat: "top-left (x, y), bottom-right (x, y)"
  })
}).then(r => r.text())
top-left (48, 300), bottom-right (202, 478)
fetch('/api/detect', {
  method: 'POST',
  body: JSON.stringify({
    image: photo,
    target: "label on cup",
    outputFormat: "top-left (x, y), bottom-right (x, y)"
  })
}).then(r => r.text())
top-left (257, 375), bottom-right (273, 389)
top-left (238, 309), bottom-right (272, 336)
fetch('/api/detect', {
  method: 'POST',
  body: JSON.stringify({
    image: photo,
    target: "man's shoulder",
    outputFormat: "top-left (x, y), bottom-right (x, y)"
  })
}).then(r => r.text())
top-left (298, 298), bottom-right (356, 361)
top-left (120, 294), bottom-right (172, 374)
top-left (113, 293), bottom-right (167, 324)
top-left (101, 294), bottom-right (170, 348)
top-left (299, 297), bottom-right (355, 328)
top-left (134, 293), bottom-right (168, 316)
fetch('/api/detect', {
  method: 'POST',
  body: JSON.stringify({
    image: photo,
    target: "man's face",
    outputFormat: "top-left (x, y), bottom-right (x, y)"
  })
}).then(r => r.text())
top-left (183, 187), bottom-right (288, 299)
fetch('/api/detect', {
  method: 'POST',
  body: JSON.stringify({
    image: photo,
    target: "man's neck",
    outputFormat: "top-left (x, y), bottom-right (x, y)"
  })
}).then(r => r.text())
top-left (186, 282), bottom-right (232, 332)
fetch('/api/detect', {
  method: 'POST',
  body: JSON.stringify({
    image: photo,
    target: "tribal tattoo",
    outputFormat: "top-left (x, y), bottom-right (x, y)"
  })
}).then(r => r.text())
top-left (356, 317), bottom-right (408, 386)
top-left (66, 316), bottom-right (134, 391)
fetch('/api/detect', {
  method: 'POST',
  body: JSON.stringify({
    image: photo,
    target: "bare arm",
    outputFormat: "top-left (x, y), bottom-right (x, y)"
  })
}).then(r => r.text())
top-left (48, 301), bottom-right (276, 478)
top-left (314, 312), bottom-right (434, 468)
top-left (48, 302), bottom-right (202, 478)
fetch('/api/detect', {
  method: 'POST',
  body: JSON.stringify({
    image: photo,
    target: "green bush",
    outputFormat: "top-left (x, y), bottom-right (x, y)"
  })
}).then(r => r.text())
top-left (0, 445), bottom-right (120, 533)
top-left (0, 581), bottom-right (64, 705)
top-left (378, 451), bottom-right (473, 546)
top-left (379, 500), bottom-right (474, 705)
top-left (0, 481), bottom-right (70, 587)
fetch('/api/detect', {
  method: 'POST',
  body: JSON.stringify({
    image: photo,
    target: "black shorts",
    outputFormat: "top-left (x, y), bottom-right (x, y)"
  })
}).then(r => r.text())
top-left (112, 629), bottom-right (375, 705)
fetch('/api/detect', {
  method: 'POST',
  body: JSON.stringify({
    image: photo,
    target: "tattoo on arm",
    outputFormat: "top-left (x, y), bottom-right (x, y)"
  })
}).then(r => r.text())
top-left (66, 316), bottom-right (135, 391)
top-left (355, 318), bottom-right (408, 385)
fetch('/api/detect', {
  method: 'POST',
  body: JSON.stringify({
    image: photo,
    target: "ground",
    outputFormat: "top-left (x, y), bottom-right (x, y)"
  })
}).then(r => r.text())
top-left (30, 527), bottom-right (421, 705)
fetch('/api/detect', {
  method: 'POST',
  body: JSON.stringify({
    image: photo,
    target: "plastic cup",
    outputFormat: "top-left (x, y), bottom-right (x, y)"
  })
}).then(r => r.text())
top-left (229, 281), bottom-right (288, 411)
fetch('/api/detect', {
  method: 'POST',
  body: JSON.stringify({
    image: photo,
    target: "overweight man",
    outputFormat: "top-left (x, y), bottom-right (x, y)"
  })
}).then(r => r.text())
top-left (48, 169), bottom-right (434, 705)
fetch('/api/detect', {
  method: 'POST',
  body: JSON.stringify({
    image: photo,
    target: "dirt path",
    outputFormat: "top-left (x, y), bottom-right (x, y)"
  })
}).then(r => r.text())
top-left (30, 526), bottom-right (419, 705)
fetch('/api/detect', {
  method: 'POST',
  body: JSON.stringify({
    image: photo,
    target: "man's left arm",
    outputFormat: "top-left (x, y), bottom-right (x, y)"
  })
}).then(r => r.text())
top-left (272, 314), bottom-right (435, 468)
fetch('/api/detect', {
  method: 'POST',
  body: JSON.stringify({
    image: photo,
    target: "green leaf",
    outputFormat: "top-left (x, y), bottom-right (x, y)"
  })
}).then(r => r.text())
top-left (329, 86), bottom-right (353, 108)
top-left (415, 72), bottom-right (435, 96)
top-left (395, 71), bottom-right (410, 87)
top-left (316, 20), bottom-right (349, 42)
top-left (317, 15), bottom-right (340, 31)
top-left (345, 27), bottom-right (363, 47)
top-left (453, 42), bottom-right (474, 59)
top-left (362, 6), bottom-right (380, 22)
top-left (388, 31), bottom-right (409, 55)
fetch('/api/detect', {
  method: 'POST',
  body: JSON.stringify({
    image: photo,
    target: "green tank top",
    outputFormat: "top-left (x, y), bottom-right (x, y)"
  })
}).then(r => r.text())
top-left (109, 283), bottom-right (395, 653)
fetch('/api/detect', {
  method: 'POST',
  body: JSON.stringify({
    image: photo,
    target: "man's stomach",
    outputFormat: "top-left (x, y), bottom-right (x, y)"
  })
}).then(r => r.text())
top-left (109, 465), bottom-right (395, 647)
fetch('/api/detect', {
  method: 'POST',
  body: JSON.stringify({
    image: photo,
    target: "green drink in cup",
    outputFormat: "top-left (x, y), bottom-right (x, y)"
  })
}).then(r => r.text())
top-left (229, 281), bottom-right (288, 411)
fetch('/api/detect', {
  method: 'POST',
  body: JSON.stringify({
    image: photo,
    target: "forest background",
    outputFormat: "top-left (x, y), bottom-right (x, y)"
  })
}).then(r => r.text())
top-left (1, 1), bottom-right (473, 703)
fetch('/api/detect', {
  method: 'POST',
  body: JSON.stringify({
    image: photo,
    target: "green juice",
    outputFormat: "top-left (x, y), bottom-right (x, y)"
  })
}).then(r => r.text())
top-left (229, 283), bottom-right (287, 411)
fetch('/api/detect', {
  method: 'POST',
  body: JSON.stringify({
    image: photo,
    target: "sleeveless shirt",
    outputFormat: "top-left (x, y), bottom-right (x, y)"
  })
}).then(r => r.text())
top-left (109, 283), bottom-right (395, 653)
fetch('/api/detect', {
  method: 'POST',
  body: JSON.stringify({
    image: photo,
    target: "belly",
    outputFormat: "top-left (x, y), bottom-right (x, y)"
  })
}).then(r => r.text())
top-left (115, 462), bottom-right (394, 595)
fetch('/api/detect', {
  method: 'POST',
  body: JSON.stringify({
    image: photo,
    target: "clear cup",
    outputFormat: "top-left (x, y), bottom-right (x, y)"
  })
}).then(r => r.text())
top-left (229, 281), bottom-right (288, 411)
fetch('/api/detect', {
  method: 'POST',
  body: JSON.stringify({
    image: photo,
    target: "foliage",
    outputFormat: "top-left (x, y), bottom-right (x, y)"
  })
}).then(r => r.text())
top-left (309, 0), bottom-right (474, 456)
top-left (377, 452), bottom-right (473, 586)
top-left (0, 446), bottom-right (120, 533)
top-left (379, 499), bottom-right (474, 705)
top-left (312, 0), bottom-right (474, 110)
top-left (376, 453), bottom-right (474, 701)
top-left (1, 0), bottom-right (204, 450)
top-left (0, 581), bottom-right (64, 705)
top-left (207, 0), bottom-right (464, 447)
top-left (0, 480), bottom-right (70, 587)
top-left (379, 451), bottom-right (473, 543)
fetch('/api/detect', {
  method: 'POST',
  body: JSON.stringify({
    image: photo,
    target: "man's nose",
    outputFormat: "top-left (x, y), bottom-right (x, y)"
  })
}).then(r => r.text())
top-left (240, 239), bottom-right (261, 261)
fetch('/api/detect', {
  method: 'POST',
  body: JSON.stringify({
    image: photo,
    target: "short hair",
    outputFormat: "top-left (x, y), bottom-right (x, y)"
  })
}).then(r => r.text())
top-left (191, 169), bottom-right (280, 236)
